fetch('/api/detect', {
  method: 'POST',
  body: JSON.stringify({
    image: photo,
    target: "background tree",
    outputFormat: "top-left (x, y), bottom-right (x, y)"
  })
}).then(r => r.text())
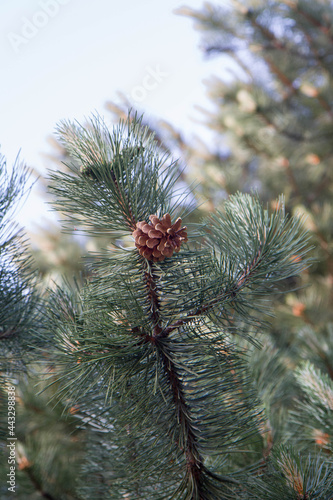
top-left (0, 154), bottom-right (51, 498)
top-left (0, 156), bottom-right (85, 500)
top-left (0, 154), bottom-right (40, 375)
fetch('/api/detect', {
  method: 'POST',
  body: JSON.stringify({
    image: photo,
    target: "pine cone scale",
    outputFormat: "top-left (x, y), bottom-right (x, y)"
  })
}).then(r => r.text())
top-left (138, 235), bottom-right (149, 245)
top-left (157, 238), bottom-right (167, 252)
top-left (141, 224), bottom-right (152, 234)
top-left (155, 223), bottom-right (166, 233)
top-left (132, 229), bottom-right (142, 239)
top-left (149, 215), bottom-right (160, 225)
top-left (172, 218), bottom-right (182, 232)
top-left (146, 238), bottom-right (160, 248)
top-left (142, 248), bottom-right (152, 259)
top-left (148, 229), bottom-right (163, 238)
top-left (162, 247), bottom-right (173, 257)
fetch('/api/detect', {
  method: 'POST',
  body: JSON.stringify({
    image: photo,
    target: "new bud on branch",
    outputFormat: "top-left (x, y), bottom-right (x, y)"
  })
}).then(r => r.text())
top-left (133, 213), bottom-right (188, 261)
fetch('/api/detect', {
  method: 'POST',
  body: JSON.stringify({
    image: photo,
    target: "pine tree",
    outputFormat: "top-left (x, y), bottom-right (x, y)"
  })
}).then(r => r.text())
top-left (31, 113), bottom-right (319, 499)
top-left (3, 1), bottom-right (333, 495)
top-left (101, 1), bottom-right (333, 496)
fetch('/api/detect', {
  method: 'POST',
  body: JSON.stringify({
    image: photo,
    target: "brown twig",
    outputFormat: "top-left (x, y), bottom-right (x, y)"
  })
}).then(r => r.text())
top-left (143, 261), bottom-right (163, 337)
top-left (156, 343), bottom-right (206, 495)
top-left (245, 8), bottom-right (333, 114)
top-left (282, 0), bottom-right (333, 44)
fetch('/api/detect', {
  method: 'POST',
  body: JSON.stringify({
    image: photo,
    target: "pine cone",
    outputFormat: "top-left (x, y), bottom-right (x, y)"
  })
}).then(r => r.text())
top-left (133, 213), bottom-right (188, 262)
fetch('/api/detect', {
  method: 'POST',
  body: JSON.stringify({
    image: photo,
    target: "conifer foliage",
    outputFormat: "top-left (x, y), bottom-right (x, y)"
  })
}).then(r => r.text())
top-left (135, 1), bottom-right (333, 496)
top-left (0, 155), bottom-right (43, 496)
top-left (0, 155), bottom-right (40, 375)
top-left (44, 115), bottom-right (311, 499)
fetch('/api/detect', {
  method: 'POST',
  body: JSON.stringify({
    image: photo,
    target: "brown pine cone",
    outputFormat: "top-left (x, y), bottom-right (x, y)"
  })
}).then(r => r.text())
top-left (132, 213), bottom-right (188, 261)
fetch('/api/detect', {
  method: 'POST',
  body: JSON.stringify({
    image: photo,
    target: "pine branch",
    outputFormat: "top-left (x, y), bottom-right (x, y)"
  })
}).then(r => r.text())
top-left (0, 154), bottom-right (42, 374)
top-left (282, 0), bottom-right (333, 43)
top-left (143, 261), bottom-right (163, 337)
top-left (156, 341), bottom-right (205, 491)
top-left (244, 5), bottom-right (333, 114)
top-left (44, 114), bottom-right (312, 498)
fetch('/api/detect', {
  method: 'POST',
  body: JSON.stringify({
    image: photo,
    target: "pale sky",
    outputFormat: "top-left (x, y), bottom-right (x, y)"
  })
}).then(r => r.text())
top-left (0, 0), bottom-right (227, 230)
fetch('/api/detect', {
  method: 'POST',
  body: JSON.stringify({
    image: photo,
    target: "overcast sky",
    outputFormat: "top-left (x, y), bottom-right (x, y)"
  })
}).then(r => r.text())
top-left (0, 0), bottom-right (227, 230)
